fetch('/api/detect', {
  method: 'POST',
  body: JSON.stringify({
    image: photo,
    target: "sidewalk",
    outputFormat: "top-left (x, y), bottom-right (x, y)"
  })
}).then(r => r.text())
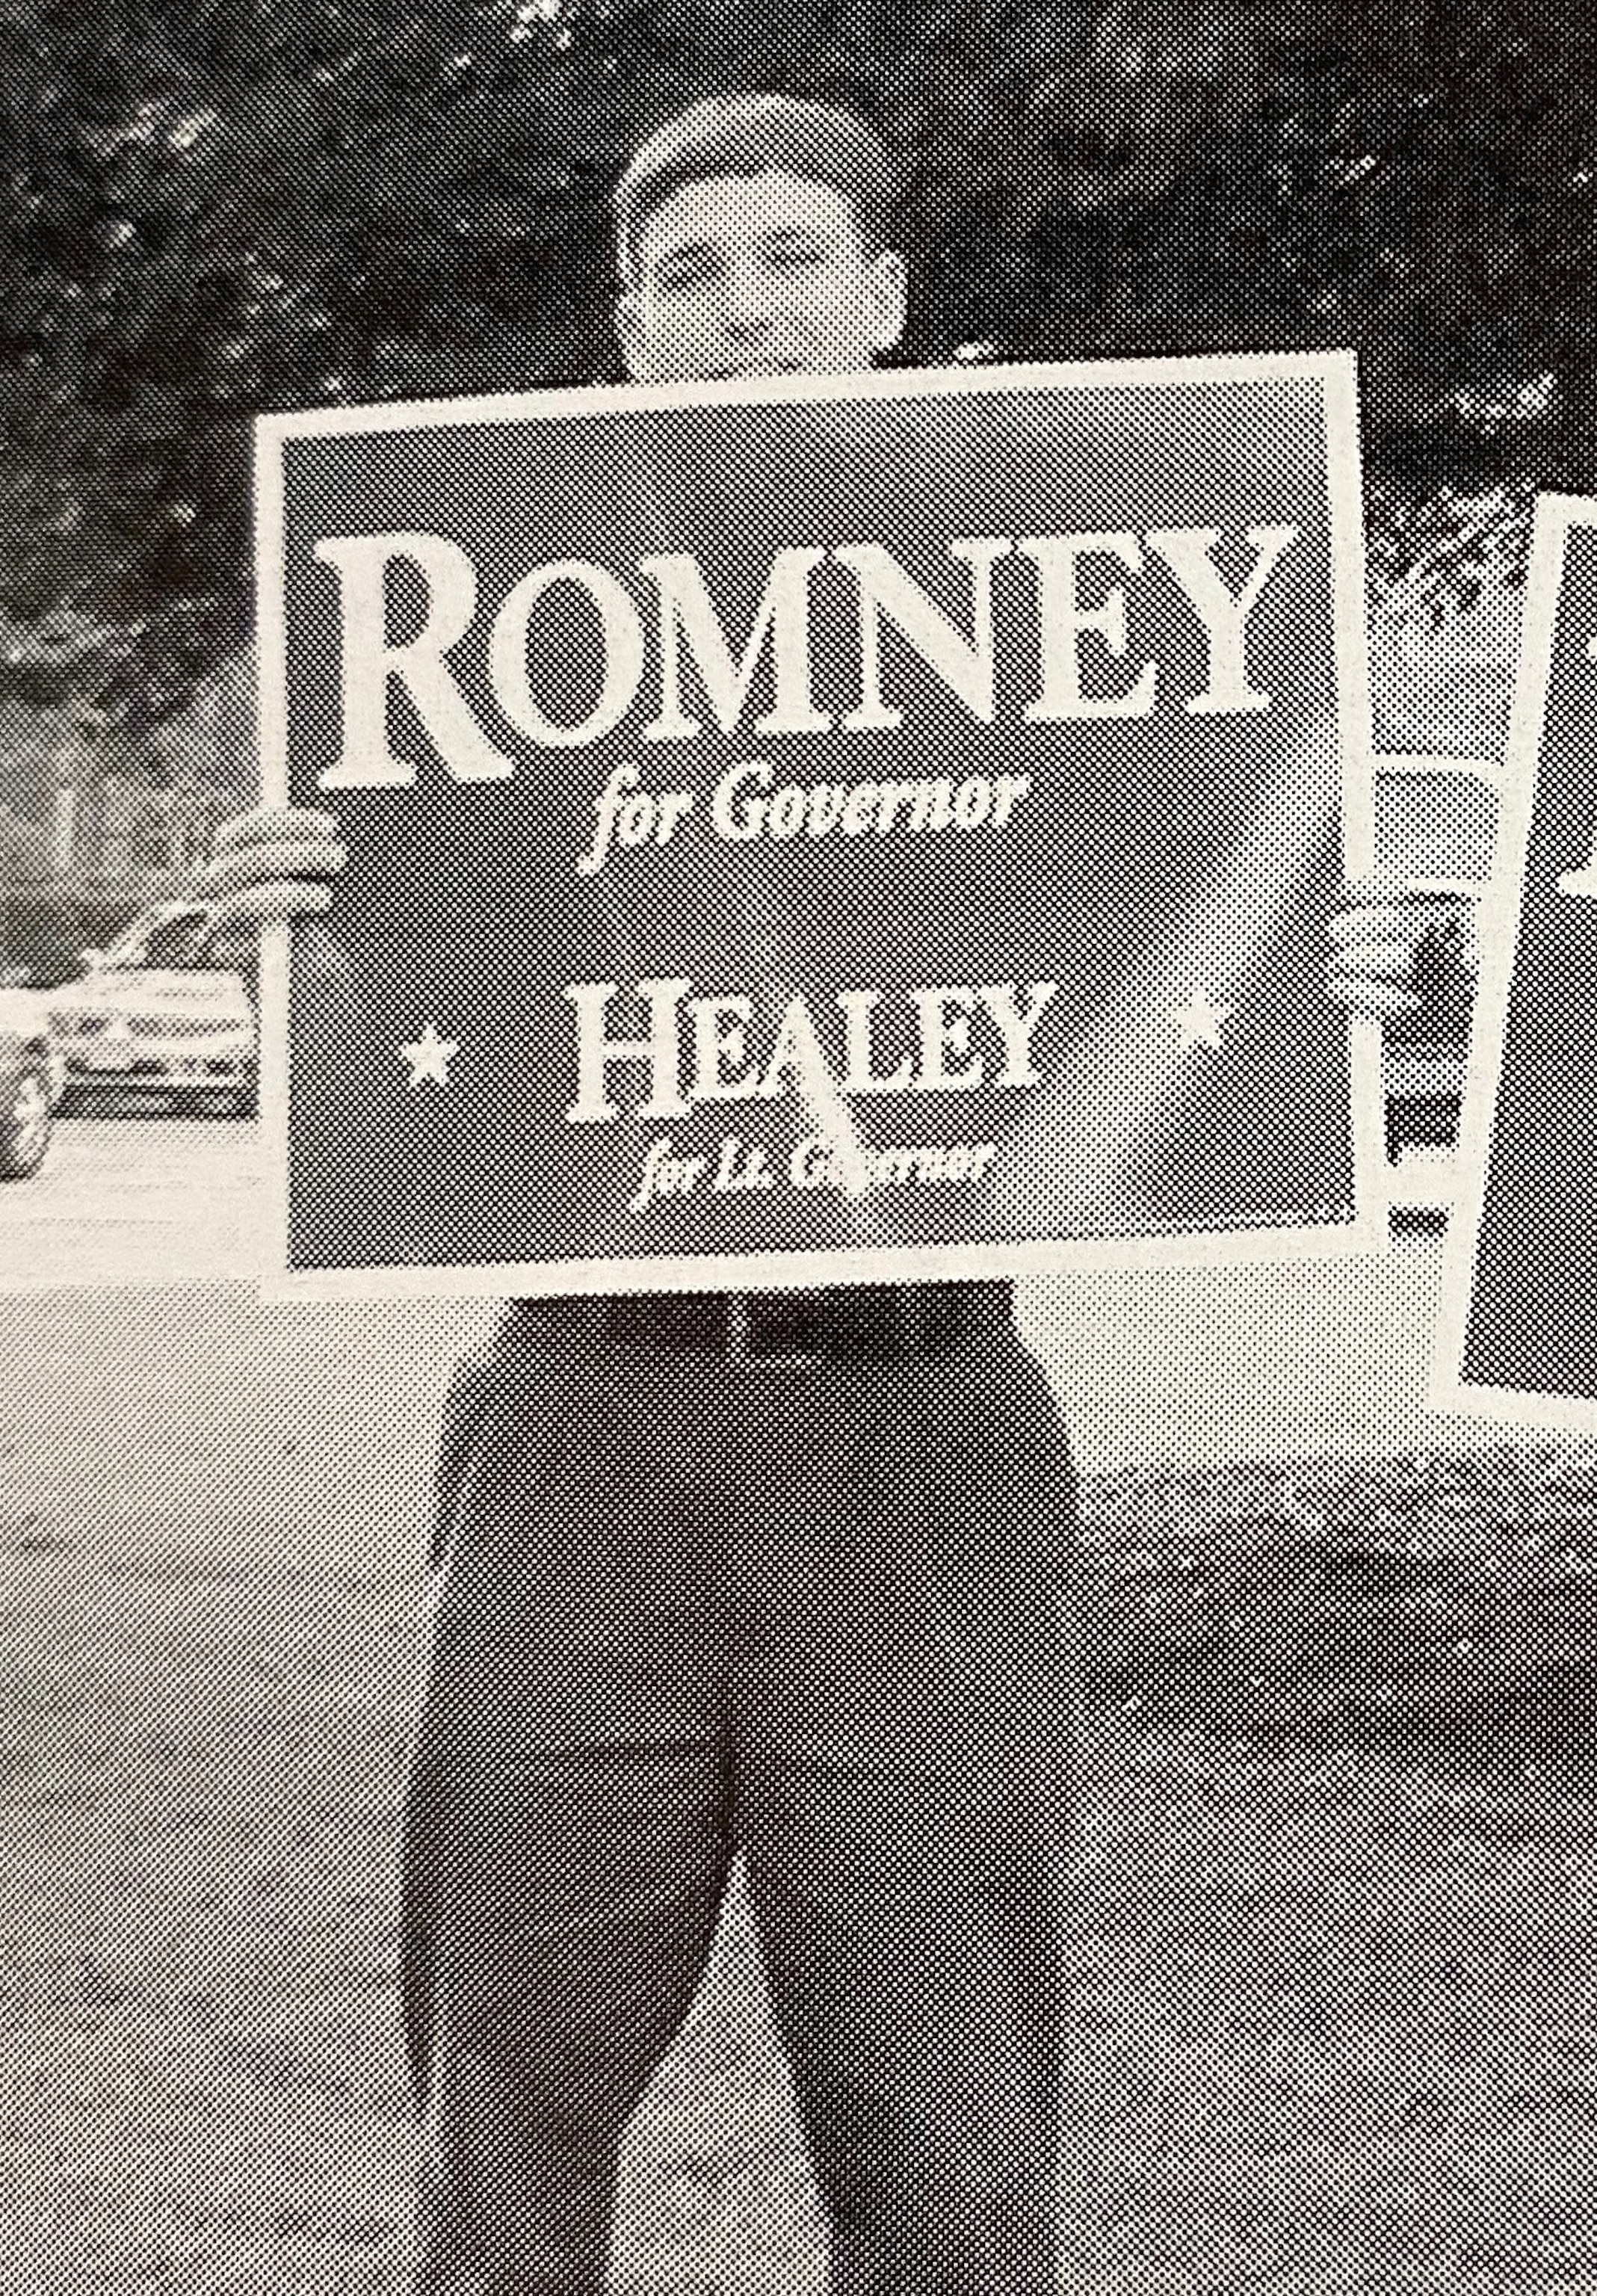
top-left (1018, 1221), bottom-right (1513, 1480)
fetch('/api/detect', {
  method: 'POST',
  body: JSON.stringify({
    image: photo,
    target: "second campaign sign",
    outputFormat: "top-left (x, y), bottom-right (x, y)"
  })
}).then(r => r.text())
top-left (1435, 491), bottom-right (1597, 1431)
top-left (256, 354), bottom-right (1382, 1297)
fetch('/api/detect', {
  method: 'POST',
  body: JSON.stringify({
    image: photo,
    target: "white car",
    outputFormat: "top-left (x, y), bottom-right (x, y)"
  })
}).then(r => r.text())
top-left (0, 985), bottom-right (66, 1178)
top-left (47, 901), bottom-right (257, 1117)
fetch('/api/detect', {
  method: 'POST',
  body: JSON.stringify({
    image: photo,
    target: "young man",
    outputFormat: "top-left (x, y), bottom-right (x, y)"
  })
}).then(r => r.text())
top-left (208, 93), bottom-right (1450, 2295)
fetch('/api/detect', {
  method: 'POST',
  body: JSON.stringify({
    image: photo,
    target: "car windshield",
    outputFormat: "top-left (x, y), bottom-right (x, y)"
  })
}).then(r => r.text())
top-left (107, 913), bottom-right (216, 970)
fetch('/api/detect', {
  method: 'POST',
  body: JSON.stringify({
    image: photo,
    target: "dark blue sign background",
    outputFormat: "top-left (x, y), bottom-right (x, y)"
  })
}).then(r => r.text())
top-left (263, 364), bottom-right (1365, 1284)
top-left (1457, 509), bottom-right (1597, 1410)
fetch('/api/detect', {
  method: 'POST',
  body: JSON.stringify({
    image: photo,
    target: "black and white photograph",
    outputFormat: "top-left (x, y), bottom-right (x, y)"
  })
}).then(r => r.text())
top-left (4, 7), bottom-right (1597, 2294)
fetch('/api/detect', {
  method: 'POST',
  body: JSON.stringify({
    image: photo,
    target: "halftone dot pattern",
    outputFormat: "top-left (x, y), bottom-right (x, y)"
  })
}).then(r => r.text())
top-left (8, 18), bottom-right (1590, 2296)
top-left (1068, 1431), bottom-right (1597, 2296)
top-left (404, 1322), bottom-right (1071, 2290)
top-left (277, 362), bottom-right (1359, 1276)
top-left (1457, 512), bottom-right (1597, 1416)
top-left (13, 1260), bottom-right (1597, 2292)
top-left (5, 1280), bottom-right (1072, 2293)
top-left (1462, 750), bottom-right (1597, 1397)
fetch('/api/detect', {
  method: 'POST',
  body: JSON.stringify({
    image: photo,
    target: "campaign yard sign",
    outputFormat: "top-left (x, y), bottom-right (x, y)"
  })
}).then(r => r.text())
top-left (256, 354), bottom-right (1383, 1299)
top-left (1436, 493), bottom-right (1597, 1431)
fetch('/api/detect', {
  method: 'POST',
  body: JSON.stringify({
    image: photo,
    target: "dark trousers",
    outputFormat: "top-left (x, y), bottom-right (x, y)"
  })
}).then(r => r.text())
top-left (401, 1321), bottom-right (1076, 2294)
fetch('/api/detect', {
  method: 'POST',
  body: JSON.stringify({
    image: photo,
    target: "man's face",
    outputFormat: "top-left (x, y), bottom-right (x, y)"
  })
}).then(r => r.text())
top-left (615, 168), bottom-right (907, 383)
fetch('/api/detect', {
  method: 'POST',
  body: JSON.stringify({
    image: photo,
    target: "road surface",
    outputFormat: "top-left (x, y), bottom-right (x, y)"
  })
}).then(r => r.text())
top-left (2, 1110), bottom-right (266, 1292)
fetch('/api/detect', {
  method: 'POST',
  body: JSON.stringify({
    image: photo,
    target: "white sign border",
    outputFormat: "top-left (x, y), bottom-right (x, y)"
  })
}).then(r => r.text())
top-left (1430, 490), bottom-right (1597, 1434)
top-left (254, 350), bottom-right (1386, 1300)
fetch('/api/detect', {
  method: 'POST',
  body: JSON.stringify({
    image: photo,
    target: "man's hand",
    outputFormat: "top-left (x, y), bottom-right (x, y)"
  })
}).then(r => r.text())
top-left (1327, 881), bottom-right (1480, 1019)
top-left (203, 806), bottom-right (346, 932)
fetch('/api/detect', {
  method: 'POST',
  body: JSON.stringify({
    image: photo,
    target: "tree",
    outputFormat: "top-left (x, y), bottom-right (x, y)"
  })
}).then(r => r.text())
top-left (2, 0), bottom-right (1594, 729)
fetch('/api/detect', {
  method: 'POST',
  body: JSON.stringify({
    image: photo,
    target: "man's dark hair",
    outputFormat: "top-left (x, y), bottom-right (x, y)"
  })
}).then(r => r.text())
top-left (614, 93), bottom-right (899, 286)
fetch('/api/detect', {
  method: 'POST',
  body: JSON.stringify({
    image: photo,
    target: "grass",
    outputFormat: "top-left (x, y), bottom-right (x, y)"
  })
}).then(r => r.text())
top-left (0, 1546), bottom-right (821, 2295)
top-left (9, 1365), bottom-right (1597, 2288)
top-left (1072, 1442), bottom-right (1597, 2296)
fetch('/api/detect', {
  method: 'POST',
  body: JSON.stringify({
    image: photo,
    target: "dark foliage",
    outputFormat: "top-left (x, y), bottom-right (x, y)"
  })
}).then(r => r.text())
top-left (3, 0), bottom-right (1593, 724)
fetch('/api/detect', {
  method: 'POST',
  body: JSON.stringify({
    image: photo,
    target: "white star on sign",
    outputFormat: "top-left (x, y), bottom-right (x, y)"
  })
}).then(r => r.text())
top-left (1173, 988), bottom-right (1234, 1051)
top-left (400, 1020), bottom-right (458, 1087)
